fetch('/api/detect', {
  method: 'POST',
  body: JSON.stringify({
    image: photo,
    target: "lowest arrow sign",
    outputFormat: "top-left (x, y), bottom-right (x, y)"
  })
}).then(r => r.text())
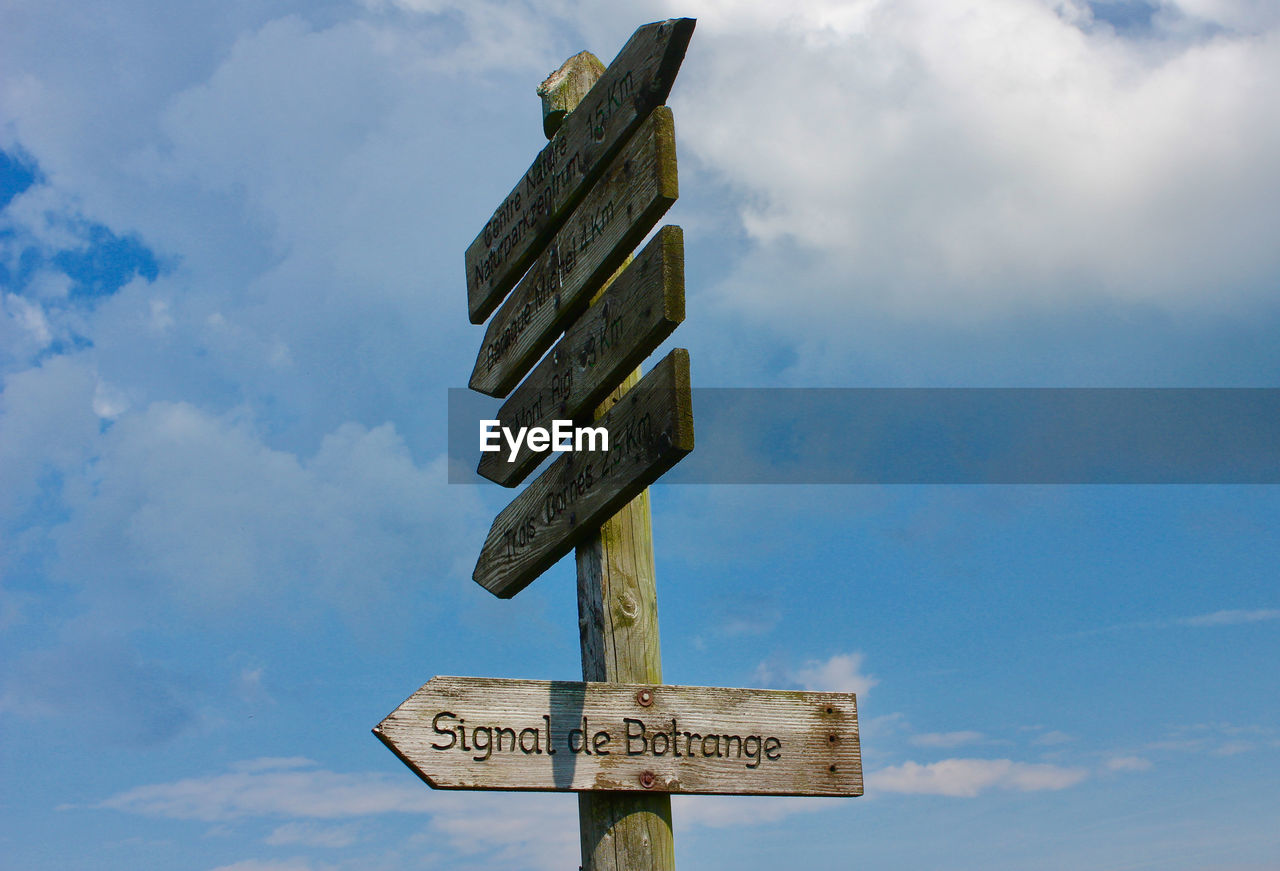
top-left (375, 676), bottom-right (863, 796)
top-left (473, 347), bottom-right (693, 598)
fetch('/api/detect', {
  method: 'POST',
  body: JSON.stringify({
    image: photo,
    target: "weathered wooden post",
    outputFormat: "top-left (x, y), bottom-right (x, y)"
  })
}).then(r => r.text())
top-left (375, 19), bottom-right (862, 871)
top-left (539, 51), bottom-right (677, 871)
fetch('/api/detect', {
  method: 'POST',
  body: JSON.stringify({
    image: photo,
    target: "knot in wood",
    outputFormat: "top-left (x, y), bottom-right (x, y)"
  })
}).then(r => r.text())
top-left (614, 591), bottom-right (640, 624)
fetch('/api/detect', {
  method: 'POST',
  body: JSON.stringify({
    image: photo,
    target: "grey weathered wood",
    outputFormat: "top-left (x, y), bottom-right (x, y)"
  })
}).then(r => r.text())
top-left (469, 108), bottom-right (679, 398)
top-left (477, 227), bottom-right (685, 487)
top-left (464, 18), bottom-right (695, 324)
top-left (472, 349), bottom-right (693, 599)
top-left (374, 676), bottom-right (863, 796)
top-left (538, 52), bottom-right (607, 140)
top-left (545, 51), bottom-right (682, 871)
top-left (576, 438), bottom-right (672, 870)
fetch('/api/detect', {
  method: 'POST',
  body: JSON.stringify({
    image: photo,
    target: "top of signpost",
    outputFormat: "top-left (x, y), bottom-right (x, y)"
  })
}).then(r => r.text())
top-left (463, 18), bottom-right (695, 324)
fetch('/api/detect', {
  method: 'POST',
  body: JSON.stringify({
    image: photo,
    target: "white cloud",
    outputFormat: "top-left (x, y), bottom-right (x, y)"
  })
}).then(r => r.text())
top-left (673, 794), bottom-right (842, 828)
top-left (0, 637), bottom-right (196, 745)
top-left (2, 293), bottom-right (51, 349)
top-left (234, 758), bottom-right (317, 774)
top-left (0, 356), bottom-right (100, 518)
top-left (1033, 730), bottom-right (1076, 746)
top-left (790, 652), bottom-right (878, 696)
top-left (1106, 755), bottom-right (1153, 771)
top-left (669, 0), bottom-right (1280, 321)
top-left (210, 860), bottom-right (319, 871)
top-left (910, 730), bottom-right (986, 748)
top-left (265, 823), bottom-right (360, 849)
top-left (1178, 608), bottom-right (1280, 627)
top-left (45, 400), bottom-right (482, 624)
top-left (98, 759), bottom-right (582, 871)
top-left (98, 759), bottom-right (442, 821)
top-left (872, 758), bottom-right (1088, 797)
top-left (421, 793), bottom-right (578, 871)
top-left (1082, 607), bottom-right (1280, 636)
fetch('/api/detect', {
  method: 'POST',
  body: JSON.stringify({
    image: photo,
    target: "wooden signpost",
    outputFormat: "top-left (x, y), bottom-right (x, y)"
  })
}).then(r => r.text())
top-left (469, 108), bottom-right (679, 399)
top-left (379, 19), bottom-right (862, 871)
top-left (376, 677), bottom-right (862, 795)
top-left (464, 19), bottom-right (695, 324)
top-left (473, 348), bottom-right (693, 598)
top-left (477, 227), bottom-right (685, 487)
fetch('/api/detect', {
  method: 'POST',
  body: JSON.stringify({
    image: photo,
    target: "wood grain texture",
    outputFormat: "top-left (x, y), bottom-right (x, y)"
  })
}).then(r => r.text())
top-left (374, 676), bottom-right (863, 796)
top-left (477, 226), bottom-right (685, 487)
top-left (560, 54), bottom-right (680, 871)
top-left (463, 18), bottom-right (695, 324)
top-left (576, 401), bottom-right (672, 869)
top-left (468, 108), bottom-right (678, 398)
top-left (538, 51), bottom-right (606, 140)
top-left (472, 349), bottom-right (693, 599)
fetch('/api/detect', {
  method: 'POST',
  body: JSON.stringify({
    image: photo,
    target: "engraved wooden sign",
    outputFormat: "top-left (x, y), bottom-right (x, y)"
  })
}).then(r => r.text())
top-left (375, 676), bottom-right (863, 796)
top-left (464, 18), bottom-right (695, 324)
top-left (473, 348), bottom-right (693, 599)
top-left (478, 226), bottom-right (685, 487)
top-left (469, 107), bottom-right (678, 399)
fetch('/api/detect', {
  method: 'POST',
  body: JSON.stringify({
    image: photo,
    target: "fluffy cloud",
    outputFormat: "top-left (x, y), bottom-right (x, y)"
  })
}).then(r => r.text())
top-left (97, 758), bottom-right (442, 821)
top-left (98, 758), bottom-right (853, 870)
top-left (0, 637), bottom-right (196, 745)
top-left (209, 861), bottom-right (319, 871)
top-left (790, 652), bottom-right (879, 696)
top-left (872, 757), bottom-right (1088, 796)
top-left (1033, 730), bottom-right (1076, 745)
top-left (673, 794), bottom-right (841, 827)
top-left (1178, 608), bottom-right (1280, 627)
top-left (910, 730), bottom-right (987, 748)
top-left (1106, 755), bottom-right (1153, 771)
top-left (48, 399), bottom-right (482, 622)
top-left (98, 759), bottom-right (580, 871)
top-left (669, 0), bottom-right (1280, 319)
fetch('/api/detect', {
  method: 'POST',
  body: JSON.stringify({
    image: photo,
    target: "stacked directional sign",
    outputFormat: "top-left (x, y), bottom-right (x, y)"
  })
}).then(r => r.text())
top-left (377, 16), bottom-right (862, 856)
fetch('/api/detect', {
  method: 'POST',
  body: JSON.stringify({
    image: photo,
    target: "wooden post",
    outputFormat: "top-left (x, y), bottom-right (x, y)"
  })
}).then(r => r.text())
top-left (539, 52), bottom-right (677, 871)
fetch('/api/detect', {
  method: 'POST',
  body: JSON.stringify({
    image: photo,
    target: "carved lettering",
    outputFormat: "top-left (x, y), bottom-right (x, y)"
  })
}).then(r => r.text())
top-left (591, 69), bottom-right (636, 141)
top-left (483, 244), bottom-right (577, 374)
top-left (424, 711), bottom-right (788, 772)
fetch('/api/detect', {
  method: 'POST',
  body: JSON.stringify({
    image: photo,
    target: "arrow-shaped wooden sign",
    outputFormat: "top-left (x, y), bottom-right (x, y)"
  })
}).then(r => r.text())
top-left (469, 107), bottom-right (679, 399)
top-left (375, 676), bottom-right (863, 796)
top-left (464, 18), bottom-right (695, 324)
top-left (477, 226), bottom-right (685, 487)
top-left (473, 347), bottom-right (693, 598)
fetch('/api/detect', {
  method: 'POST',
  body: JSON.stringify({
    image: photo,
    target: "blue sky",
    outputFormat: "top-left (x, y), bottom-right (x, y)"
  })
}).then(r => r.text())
top-left (2, 1), bottom-right (1278, 869)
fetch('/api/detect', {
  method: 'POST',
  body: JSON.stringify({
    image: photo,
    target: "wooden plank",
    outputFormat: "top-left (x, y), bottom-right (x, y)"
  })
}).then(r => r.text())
top-left (472, 348), bottom-right (693, 599)
top-left (537, 51), bottom-right (607, 140)
top-left (375, 676), bottom-right (863, 796)
top-left (543, 54), bottom-right (677, 871)
top-left (464, 18), bottom-right (695, 324)
top-left (576, 435), bottom-right (670, 869)
top-left (469, 108), bottom-right (678, 398)
top-left (477, 227), bottom-right (685, 487)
